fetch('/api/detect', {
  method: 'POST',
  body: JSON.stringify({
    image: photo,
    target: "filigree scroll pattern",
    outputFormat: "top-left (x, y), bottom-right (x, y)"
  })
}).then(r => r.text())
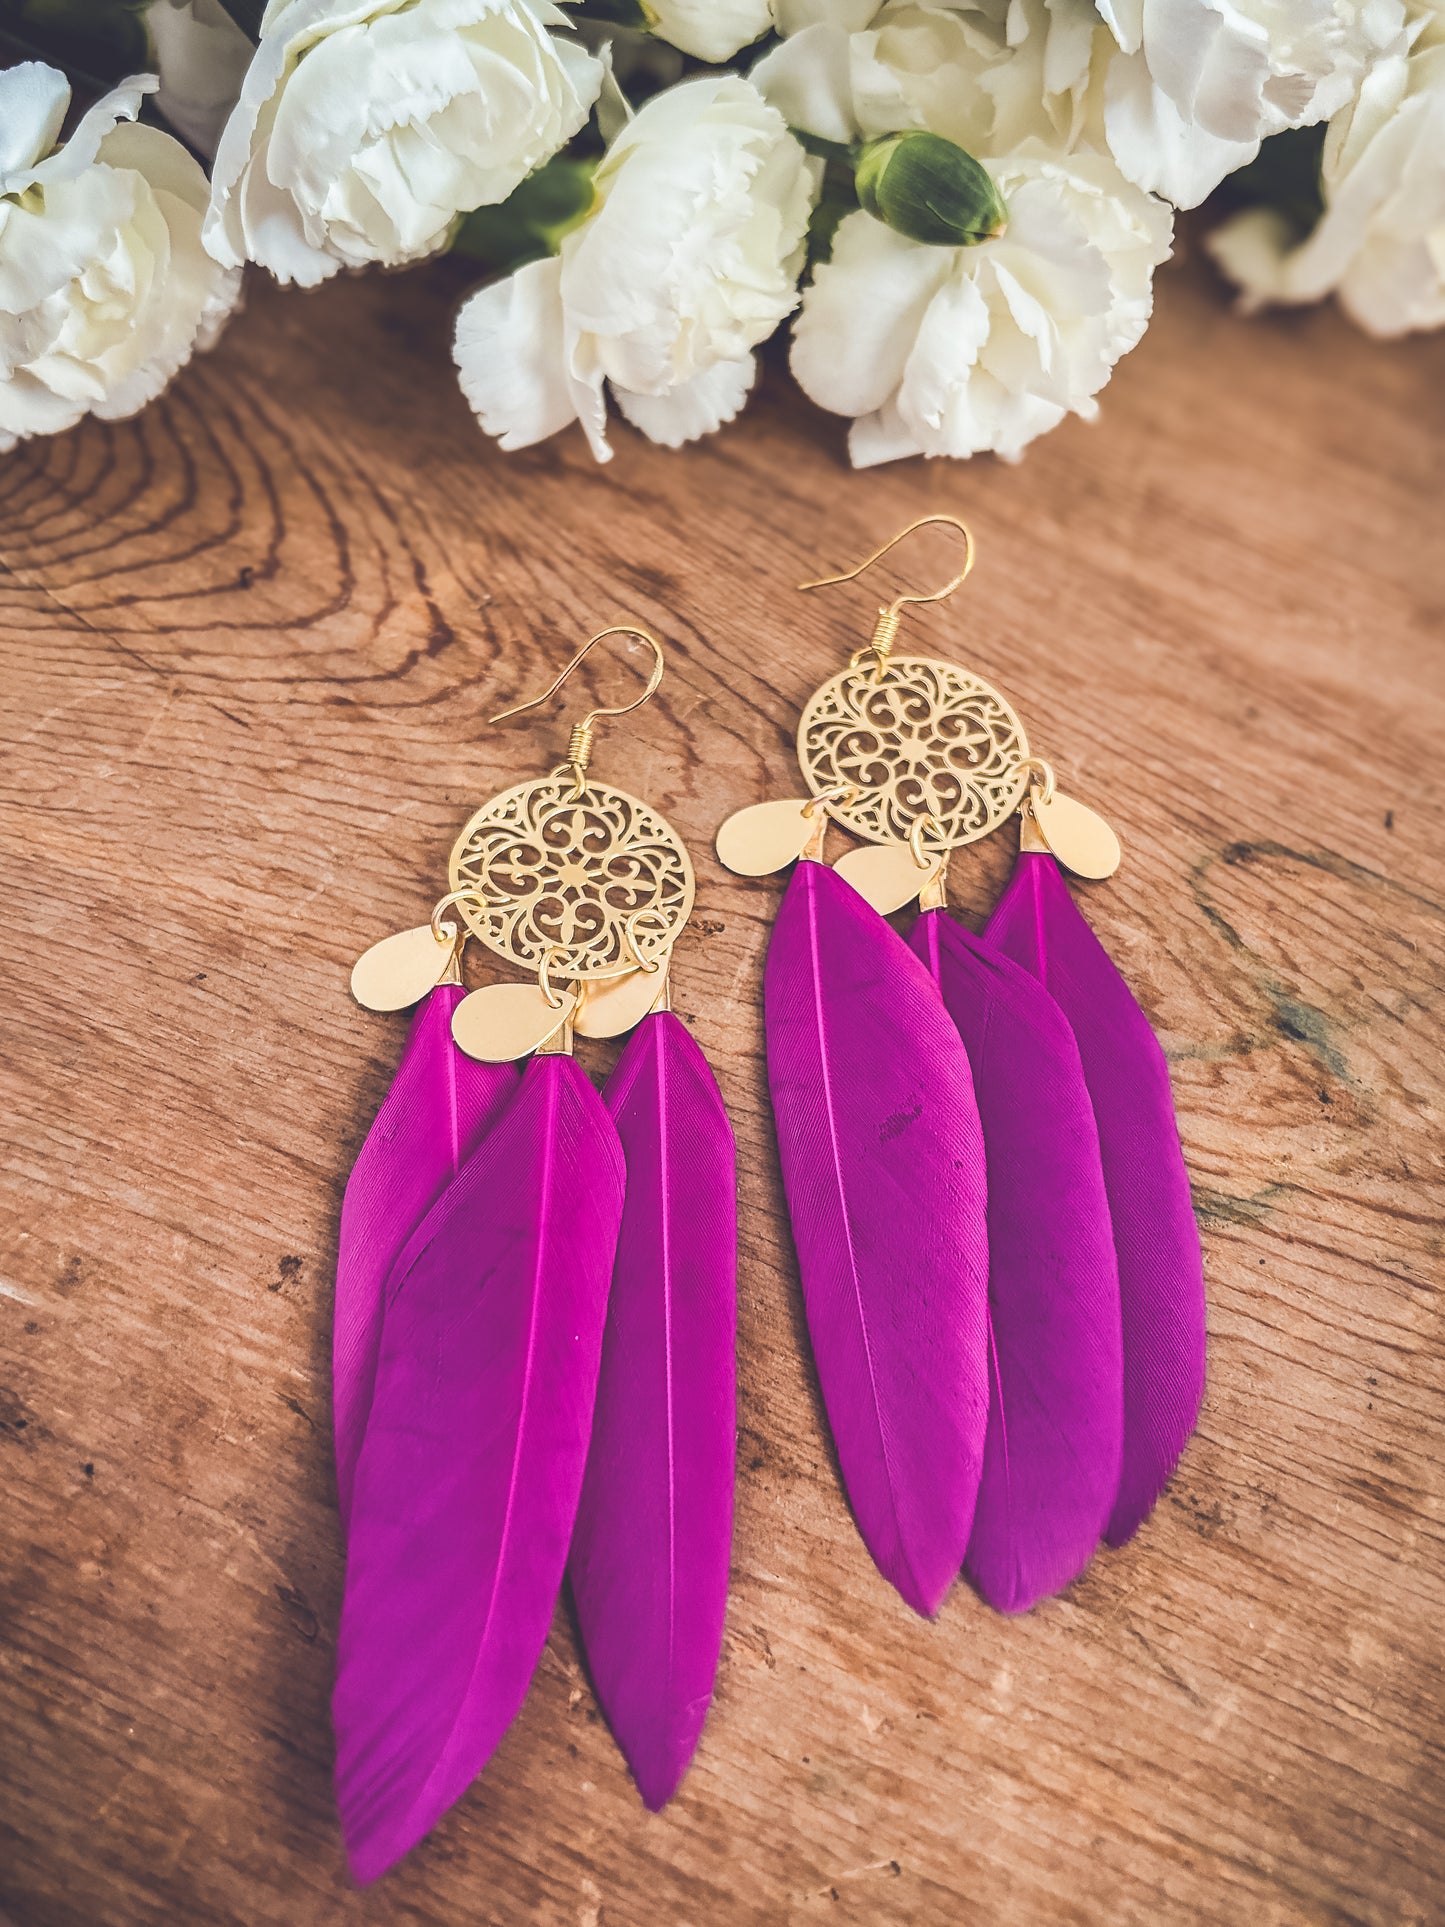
top-left (798, 656), bottom-right (1029, 849)
top-left (449, 776), bottom-right (694, 980)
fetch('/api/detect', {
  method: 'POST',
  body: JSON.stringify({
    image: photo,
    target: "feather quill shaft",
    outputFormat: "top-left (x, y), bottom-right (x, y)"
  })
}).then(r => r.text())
top-left (333, 985), bottom-right (519, 1531)
top-left (764, 861), bottom-right (989, 1617)
top-left (911, 911), bottom-right (1122, 1612)
top-left (570, 1012), bottom-right (737, 1810)
top-left (333, 1052), bottom-right (624, 1884)
top-left (984, 853), bottom-right (1205, 1546)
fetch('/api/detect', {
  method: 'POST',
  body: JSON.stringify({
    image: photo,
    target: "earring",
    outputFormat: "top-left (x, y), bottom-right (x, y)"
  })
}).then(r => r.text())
top-left (718, 518), bottom-right (1203, 1617)
top-left (718, 537), bottom-right (993, 1621)
top-left (335, 628), bottom-right (735, 1880)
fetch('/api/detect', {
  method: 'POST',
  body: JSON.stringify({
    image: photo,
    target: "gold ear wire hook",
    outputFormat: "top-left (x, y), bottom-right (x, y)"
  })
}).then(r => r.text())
top-left (491, 624), bottom-right (665, 795)
top-left (798, 514), bottom-right (976, 668)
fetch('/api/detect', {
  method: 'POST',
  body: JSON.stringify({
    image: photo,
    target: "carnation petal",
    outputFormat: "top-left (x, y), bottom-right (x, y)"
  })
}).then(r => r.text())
top-left (612, 355), bottom-right (756, 446)
top-left (648, 0), bottom-right (774, 63)
top-left (6, 74), bottom-right (156, 198)
top-left (454, 255), bottom-right (607, 456)
top-left (1104, 44), bottom-right (1258, 205)
top-left (895, 265), bottom-right (995, 454)
top-left (774, 0), bottom-right (878, 32)
top-left (1095, 0), bottom-right (1145, 52)
top-left (0, 63), bottom-right (71, 184)
top-left (752, 23), bottom-right (861, 143)
top-left (0, 171), bottom-right (130, 313)
top-left (848, 400), bottom-right (927, 467)
top-left (1141, 0), bottom-right (1273, 141)
top-left (240, 119), bottom-right (340, 284)
top-left (792, 211), bottom-right (952, 417)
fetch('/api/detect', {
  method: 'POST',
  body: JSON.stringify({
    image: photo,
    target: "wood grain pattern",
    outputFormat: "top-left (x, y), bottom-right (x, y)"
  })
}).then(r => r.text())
top-left (1, 247), bottom-right (1442, 1927)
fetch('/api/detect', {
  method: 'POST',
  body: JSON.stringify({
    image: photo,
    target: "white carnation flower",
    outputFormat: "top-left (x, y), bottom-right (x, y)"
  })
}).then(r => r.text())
top-left (791, 143), bottom-right (1172, 464)
top-left (645, 0), bottom-right (775, 62)
top-left (756, 0), bottom-right (1391, 209)
top-left (755, 10), bottom-right (1172, 463)
top-left (756, 0), bottom-right (1003, 150)
top-left (147, 0), bottom-right (255, 156)
top-left (1095, 0), bottom-right (1404, 206)
top-left (0, 64), bottom-right (241, 453)
top-left (1209, 0), bottom-right (1445, 333)
top-left (453, 74), bottom-right (817, 457)
top-left (203, 0), bottom-right (604, 286)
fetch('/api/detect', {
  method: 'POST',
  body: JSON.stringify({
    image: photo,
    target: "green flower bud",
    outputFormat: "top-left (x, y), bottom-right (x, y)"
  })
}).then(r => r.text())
top-left (855, 132), bottom-right (1007, 249)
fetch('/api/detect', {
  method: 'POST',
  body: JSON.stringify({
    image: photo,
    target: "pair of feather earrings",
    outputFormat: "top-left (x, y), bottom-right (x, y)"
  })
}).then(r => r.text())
top-left (718, 516), bottom-right (1206, 1619)
top-left (333, 629), bottom-right (736, 1883)
top-left (328, 522), bottom-right (1206, 1882)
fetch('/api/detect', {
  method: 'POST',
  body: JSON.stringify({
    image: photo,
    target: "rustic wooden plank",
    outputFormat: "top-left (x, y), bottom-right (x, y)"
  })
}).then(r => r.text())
top-left (1, 249), bottom-right (1442, 1927)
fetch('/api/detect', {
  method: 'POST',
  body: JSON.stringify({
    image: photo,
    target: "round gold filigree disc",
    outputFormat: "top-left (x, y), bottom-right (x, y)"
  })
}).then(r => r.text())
top-left (797, 654), bottom-right (1030, 850)
top-left (448, 774), bottom-right (694, 982)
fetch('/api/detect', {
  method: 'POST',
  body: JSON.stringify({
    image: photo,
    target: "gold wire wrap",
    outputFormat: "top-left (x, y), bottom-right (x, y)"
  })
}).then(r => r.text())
top-left (566, 718), bottom-right (595, 794)
top-left (866, 605), bottom-right (902, 664)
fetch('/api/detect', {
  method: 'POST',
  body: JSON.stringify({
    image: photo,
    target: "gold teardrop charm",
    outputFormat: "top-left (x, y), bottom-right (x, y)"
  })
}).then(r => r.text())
top-left (574, 958), bottom-right (670, 1039)
top-left (833, 841), bottom-right (943, 917)
top-left (715, 799), bottom-right (815, 877)
top-left (1030, 790), bottom-right (1121, 879)
top-left (351, 923), bottom-right (458, 1012)
top-left (451, 982), bottom-right (576, 1062)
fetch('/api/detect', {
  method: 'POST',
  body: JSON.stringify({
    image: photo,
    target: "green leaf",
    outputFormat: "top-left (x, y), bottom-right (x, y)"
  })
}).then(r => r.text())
top-left (452, 156), bottom-right (598, 270)
top-left (855, 131), bottom-right (1007, 249)
top-left (806, 196), bottom-right (853, 267)
top-left (803, 147), bottom-right (863, 270)
top-left (792, 128), bottom-right (857, 166)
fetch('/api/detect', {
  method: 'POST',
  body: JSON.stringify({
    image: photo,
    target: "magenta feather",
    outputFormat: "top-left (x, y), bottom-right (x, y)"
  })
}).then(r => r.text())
top-left (333, 1052), bottom-right (624, 1884)
top-left (333, 985), bottom-right (519, 1532)
top-left (984, 853), bottom-right (1205, 1546)
top-left (569, 1012), bottom-right (736, 1810)
top-left (763, 860), bottom-right (989, 1617)
top-left (910, 910), bottom-right (1122, 1612)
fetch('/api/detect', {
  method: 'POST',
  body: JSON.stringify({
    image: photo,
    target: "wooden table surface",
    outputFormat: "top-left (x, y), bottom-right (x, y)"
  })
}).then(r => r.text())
top-left (2, 246), bottom-right (1442, 1927)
